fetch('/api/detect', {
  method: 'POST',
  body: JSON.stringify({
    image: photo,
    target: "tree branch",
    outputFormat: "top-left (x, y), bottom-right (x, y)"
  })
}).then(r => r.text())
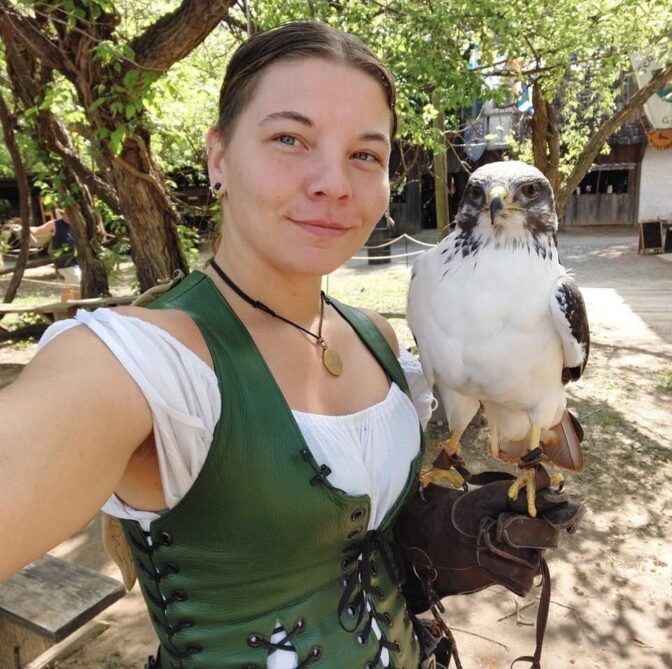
top-left (0, 89), bottom-right (34, 306)
top-left (129, 0), bottom-right (236, 75)
top-left (557, 60), bottom-right (672, 212)
top-left (0, 1), bottom-right (70, 73)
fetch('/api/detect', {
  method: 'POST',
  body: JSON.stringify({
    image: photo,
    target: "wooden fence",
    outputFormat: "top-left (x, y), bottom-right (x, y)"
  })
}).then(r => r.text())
top-left (562, 192), bottom-right (637, 226)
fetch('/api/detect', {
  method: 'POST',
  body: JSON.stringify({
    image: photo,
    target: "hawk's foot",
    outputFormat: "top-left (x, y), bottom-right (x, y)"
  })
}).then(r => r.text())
top-left (419, 466), bottom-right (464, 489)
top-left (443, 431), bottom-right (462, 457)
top-left (508, 468), bottom-right (539, 517)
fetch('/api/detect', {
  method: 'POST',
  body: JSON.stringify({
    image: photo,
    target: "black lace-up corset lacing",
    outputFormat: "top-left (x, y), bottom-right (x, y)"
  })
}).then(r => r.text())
top-left (130, 531), bottom-right (202, 662)
top-left (338, 530), bottom-right (403, 667)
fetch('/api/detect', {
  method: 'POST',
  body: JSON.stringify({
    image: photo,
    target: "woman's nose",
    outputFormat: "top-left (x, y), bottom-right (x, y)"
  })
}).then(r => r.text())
top-left (306, 154), bottom-right (352, 201)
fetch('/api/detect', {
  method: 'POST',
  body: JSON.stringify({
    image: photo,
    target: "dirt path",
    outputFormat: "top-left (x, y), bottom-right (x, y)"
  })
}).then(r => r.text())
top-left (2, 228), bottom-right (671, 668)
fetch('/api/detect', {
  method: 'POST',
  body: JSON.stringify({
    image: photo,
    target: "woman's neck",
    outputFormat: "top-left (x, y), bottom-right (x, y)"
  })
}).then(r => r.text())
top-left (207, 247), bottom-right (323, 327)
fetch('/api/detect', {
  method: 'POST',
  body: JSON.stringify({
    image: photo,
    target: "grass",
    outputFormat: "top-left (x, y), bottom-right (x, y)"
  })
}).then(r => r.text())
top-left (655, 369), bottom-right (672, 394)
top-left (326, 262), bottom-right (415, 348)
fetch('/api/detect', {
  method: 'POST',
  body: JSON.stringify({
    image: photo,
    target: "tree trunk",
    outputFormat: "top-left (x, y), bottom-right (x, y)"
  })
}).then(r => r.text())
top-left (531, 84), bottom-right (560, 195)
top-left (0, 90), bottom-right (33, 309)
top-left (60, 185), bottom-right (110, 298)
top-left (37, 111), bottom-right (111, 297)
top-left (102, 135), bottom-right (187, 290)
top-left (432, 91), bottom-right (450, 240)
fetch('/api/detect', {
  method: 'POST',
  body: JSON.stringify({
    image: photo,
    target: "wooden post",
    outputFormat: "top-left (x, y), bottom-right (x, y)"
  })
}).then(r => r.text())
top-left (432, 90), bottom-right (450, 241)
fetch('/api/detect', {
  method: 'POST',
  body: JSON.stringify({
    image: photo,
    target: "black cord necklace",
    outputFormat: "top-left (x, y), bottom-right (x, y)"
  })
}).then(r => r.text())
top-left (208, 258), bottom-right (343, 377)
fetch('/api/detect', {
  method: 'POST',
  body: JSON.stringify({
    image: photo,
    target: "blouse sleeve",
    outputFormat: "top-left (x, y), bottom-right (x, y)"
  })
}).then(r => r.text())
top-left (397, 348), bottom-right (436, 430)
top-left (38, 308), bottom-right (221, 525)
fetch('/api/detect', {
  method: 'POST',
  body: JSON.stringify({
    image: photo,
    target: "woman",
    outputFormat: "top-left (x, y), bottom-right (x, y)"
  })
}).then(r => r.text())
top-left (0, 22), bottom-right (435, 668)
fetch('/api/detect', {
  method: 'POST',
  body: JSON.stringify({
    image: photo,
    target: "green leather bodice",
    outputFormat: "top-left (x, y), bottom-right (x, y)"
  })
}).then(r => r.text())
top-left (121, 271), bottom-right (424, 669)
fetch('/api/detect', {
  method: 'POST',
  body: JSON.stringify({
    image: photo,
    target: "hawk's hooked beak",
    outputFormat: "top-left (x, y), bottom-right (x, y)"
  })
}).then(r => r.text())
top-left (488, 185), bottom-right (509, 225)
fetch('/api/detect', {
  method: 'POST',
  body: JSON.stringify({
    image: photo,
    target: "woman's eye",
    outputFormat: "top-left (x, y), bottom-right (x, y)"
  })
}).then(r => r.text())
top-left (276, 135), bottom-right (297, 146)
top-left (521, 183), bottom-right (539, 198)
top-left (469, 185), bottom-right (483, 199)
top-left (352, 151), bottom-right (378, 163)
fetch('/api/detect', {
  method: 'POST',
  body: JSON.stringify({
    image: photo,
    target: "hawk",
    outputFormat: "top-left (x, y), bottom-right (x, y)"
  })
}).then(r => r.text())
top-left (407, 161), bottom-right (589, 516)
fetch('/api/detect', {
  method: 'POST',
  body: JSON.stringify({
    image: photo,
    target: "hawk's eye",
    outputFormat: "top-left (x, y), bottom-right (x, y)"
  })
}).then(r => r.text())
top-left (468, 185), bottom-right (484, 200)
top-left (520, 183), bottom-right (540, 198)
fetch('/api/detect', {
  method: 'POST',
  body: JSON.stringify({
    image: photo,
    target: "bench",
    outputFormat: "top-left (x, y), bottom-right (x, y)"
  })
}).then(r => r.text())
top-left (0, 294), bottom-right (137, 325)
top-left (0, 555), bottom-right (125, 668)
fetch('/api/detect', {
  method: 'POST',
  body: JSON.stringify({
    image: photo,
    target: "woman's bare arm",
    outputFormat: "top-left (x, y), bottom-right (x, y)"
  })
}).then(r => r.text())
top-left (0, 326), bottom-right (153, 580)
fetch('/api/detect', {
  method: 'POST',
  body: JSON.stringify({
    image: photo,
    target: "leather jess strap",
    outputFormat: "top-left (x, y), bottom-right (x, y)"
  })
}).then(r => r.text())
top-left (510, 557), bottom-right (551, 669)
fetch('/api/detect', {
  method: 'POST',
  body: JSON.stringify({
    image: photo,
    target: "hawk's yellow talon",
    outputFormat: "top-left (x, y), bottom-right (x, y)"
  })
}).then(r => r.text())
top-left (507, 468), bottom-right (538, 517)
top-left (549, 472), bottom-right (564, 488)
top-left (526, 478), bottom-right (537, 518)
top-left (419, 466), bottom-right (464, 489)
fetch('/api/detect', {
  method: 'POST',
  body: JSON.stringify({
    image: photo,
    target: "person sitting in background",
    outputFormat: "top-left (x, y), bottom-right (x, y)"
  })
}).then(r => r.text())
top-left (48, 209), bottom-right (81, 285)
top-left (1, 210), bottom-right (81, 286)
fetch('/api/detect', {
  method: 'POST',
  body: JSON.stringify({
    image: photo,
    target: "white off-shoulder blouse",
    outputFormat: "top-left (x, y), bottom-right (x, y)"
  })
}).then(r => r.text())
top-left (39, 307), bottom-right (435, 669)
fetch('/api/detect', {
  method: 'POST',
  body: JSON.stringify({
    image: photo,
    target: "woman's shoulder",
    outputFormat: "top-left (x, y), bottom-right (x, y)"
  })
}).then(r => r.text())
top-left (354, 307), bottom-right (399, 357)
top-left (111, 305), bottom-right (213, 370)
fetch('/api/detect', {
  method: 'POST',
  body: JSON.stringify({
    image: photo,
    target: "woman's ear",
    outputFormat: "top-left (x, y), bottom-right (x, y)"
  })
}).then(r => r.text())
top-left (206, 127), bottom-right (227, 195)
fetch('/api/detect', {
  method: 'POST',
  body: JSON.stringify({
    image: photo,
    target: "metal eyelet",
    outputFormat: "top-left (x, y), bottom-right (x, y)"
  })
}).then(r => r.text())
top-left (165, 562), bottom-right (179, 574)
top-left (187, 643), bottom-right (203, 656)
top-left (179, 618), bottom-right (194, 629)
top-left (383, 612), bottom-right (392, 626)
top-left (247, 633), bottom-right (261, 647)
top-left (393, 640), bottom-right (401, 652)
top-left (370, 560), bottom-right (377, 576)
top-left (347, 527), bottom-right (363, 540)
top-left (347, 604), bottom-right (358, 618)
top-left (158, 531), bottom-right (173, 546)
top-left (351, 508), bottom-right (365, 521)
top-left (296, 617), bottom-right (306, 631)
top-left (372, 586), bottom-right (385, 600)
top-left (357, 633), bottom-right (367, 646)
top-left (310, 646), bottom-right (322, 659)
top-left (171, 590), bottom-right (188, 602)
top-left (341, 557), bottom-right (355, 570)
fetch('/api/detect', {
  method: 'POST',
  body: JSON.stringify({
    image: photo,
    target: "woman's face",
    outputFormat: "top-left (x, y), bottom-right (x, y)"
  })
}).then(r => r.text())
top-left (208, 58), bottom-right (393, 278)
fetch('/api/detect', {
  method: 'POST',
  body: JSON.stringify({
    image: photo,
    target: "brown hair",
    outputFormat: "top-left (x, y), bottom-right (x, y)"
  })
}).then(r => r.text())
top-left (216, 21), bottom-right (397, 141)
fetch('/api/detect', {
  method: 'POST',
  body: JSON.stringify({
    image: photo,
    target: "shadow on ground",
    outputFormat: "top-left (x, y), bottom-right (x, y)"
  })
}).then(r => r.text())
top-left (423, 386), bottom-right (672, 668)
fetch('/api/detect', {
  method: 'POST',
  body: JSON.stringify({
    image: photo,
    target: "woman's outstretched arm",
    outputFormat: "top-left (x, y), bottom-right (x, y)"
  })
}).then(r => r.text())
top-left (0, 325), bottom-right (153, 580)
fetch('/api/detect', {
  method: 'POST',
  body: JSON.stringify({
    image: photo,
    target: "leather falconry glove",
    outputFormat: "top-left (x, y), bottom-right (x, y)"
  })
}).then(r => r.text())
top-left (394, 479), bottom-right (584, 669)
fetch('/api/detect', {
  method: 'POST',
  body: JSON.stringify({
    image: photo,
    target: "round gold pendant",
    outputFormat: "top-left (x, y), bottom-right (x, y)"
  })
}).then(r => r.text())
top-left (322, 348), bottom-right (343, 377)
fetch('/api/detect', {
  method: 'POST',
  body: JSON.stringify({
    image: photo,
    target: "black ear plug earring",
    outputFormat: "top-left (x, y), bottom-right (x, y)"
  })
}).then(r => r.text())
top-left (210, 182), bottom-right (222, 197)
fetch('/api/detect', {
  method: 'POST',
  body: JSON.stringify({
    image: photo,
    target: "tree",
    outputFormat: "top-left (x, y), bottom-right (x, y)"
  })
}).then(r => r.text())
top-left (0, 87), bottom-right (34, 305)
top-left (1, 37), bottom-right (111, 296)
top-left (465, 0), bottom-right (672, 212)
top-left (0, 0), bottom-right (235, 290)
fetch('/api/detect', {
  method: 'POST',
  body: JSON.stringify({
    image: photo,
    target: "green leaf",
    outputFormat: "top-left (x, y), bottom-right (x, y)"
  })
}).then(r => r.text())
top-left (109, 128), bottom-right (127, 157)
top-left (123, 69), bottom-right (139, 88)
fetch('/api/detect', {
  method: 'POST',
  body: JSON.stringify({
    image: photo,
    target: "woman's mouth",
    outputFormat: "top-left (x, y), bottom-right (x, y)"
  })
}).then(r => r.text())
top-left (289, 218), bottom-right (350, 239)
